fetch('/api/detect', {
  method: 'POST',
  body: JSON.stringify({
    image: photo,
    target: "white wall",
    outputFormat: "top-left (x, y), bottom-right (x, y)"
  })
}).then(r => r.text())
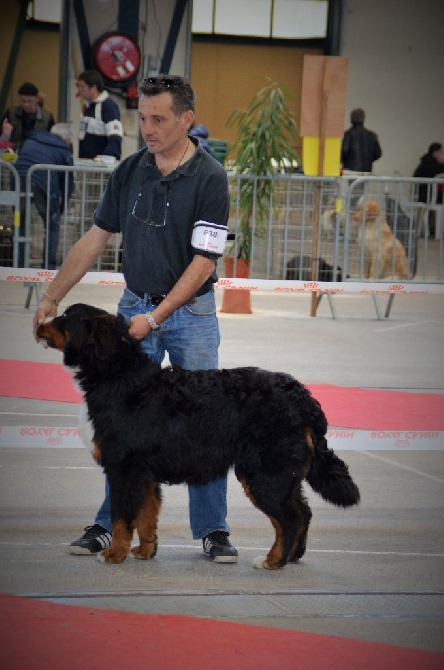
top-left (341, 0), bottom-right (444, 176)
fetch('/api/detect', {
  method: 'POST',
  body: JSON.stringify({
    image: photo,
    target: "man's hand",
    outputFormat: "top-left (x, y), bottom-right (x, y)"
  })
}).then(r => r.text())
top-left (129, 313), bottom-right (153, 340)
top-left (33, 298), bottom-right (57, 344)
top-left (2, 118), bottom-right (13, 138)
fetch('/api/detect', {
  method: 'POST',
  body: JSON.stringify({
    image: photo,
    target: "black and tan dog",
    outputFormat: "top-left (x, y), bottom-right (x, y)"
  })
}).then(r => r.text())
top-left (37, 303), bottom-right (360, 570)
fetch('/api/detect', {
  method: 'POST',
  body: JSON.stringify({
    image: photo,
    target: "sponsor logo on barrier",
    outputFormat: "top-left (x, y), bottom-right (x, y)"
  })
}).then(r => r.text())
top-left (216, 279), bottom-right (259, 290)
top-left (327, 430), bottom-right (355, 439)
top-left (98, 280), bottom-right (127, 286)
top-left (370, 431), bottom-right (440, 440)
top-left (19, 427), bottom-right (80, 437)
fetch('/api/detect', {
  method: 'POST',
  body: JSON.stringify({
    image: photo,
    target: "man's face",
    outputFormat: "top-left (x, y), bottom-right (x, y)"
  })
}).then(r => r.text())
top-left (20, 95), bottom-right (38, 114)
top-left (138, 91), bottom-right (193, 156)
top-left (77, 81), bottom-right (99, 102)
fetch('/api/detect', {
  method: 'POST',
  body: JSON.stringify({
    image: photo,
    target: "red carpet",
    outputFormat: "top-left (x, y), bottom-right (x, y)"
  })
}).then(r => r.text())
top-left (1, 358), bottom-right (443, 430)
top-left (0, 595), bottom-right (442, 670)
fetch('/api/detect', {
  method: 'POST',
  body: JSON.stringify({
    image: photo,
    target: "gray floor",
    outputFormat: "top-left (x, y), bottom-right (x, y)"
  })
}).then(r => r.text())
top-left (0, 281), bottom-right (443, 652)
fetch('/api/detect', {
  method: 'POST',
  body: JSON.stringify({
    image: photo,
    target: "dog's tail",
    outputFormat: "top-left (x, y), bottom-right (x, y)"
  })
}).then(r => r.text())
top-left (305, 432), bottom-right (360, 508)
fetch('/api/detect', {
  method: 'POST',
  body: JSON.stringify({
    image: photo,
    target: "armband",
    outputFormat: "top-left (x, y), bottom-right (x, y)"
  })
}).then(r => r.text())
top-left (191, 221), bottom-right (228, 257)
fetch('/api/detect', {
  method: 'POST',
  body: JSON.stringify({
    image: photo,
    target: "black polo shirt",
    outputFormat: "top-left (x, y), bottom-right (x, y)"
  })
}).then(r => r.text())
top-left (94, 141), bottom-right (230, 295)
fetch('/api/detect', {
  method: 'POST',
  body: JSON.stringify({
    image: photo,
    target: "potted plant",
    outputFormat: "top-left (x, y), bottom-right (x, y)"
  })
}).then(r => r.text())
top-left (221, 79), bottom-right (300, 313)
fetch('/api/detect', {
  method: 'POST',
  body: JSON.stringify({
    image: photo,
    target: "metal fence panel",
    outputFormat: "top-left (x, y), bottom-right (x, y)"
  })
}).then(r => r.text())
top-left (224, 173), bottom-right (443, 283)
top-left (1, 162), bottom-right (443, 285)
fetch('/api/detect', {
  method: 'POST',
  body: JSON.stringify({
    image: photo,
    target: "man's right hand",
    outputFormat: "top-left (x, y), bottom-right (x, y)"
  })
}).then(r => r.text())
top-left (33, 297), bottom-right (57, 344)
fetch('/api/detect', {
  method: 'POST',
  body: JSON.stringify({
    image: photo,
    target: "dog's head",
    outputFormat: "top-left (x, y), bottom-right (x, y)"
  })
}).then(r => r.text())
top-left (36, 303), bottom-right (132, 369)
top-left (352, 200), bottom-right (380, 224)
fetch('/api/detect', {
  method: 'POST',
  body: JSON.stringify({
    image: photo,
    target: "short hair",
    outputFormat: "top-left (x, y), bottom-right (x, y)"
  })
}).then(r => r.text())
top-left (51, 123), bottom-right (74, 142)
top-left (428, 142), bottom-right (442, 155)
top-left (350, 108), bottom-right (365, 125)
top-left (138, 74), bottom-right (195, 115)
top-left (78, 70), bottom-right (104, 92)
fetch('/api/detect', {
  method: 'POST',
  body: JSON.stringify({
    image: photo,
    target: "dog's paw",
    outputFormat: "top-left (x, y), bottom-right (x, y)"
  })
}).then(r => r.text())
top-left (253, 555), bottom-right (270, 569)
top-left (96, 547), bottom-right (128, 564)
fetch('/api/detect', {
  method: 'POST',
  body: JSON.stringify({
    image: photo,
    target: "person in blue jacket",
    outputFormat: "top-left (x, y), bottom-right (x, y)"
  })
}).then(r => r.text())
top-left (15, 124), bottom-right (74, 268)
top-left (189, 122), bottom-right (212, 154)
top-left (76, 70), bottom-right (123, 160)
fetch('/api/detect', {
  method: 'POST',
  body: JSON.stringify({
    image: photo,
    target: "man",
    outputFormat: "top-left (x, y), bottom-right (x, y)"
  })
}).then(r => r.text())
top-left (15, 124), bottom-right (74, 269)
top-left (1, 82), bottom-right (55, 151)
top-left (33, 75), bottom-right (238, 564)
top-left (413, 142), bottom-right (444, 204)
top-left (76, 70), bottom-right (122, 160)
top-left (341, 108), bottom-right (382, 173)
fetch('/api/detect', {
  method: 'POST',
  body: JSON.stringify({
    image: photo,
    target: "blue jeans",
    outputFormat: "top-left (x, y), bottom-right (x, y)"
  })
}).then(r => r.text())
top-left (19, 181), bottom-right (60, 269)
top-left (94, 288), bottom-right (230, 540)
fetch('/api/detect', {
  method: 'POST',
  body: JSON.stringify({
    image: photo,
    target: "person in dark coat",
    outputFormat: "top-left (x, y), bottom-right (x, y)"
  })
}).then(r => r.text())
top-left (14, 124), bottom-right (74, 269)
top-left (1, 82), bottom-right (55, 151)
top-left (341, 108), bottom-right (382, 173)
top-left (189, 122), bottom-right (212, 154)
top-left (413, 142), bottom-right (444, 204)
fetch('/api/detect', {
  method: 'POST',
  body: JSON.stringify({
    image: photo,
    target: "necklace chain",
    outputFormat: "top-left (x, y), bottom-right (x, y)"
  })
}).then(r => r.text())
top-left (156, 139), bottom-right (190, 176)
top-left (176, 138), bottom-right (189, 170)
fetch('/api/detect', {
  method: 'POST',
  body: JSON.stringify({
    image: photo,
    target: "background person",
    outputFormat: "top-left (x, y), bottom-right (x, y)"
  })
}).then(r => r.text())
top-left (15, 124), bottom-right (74, 269)
top-left (413, 142), bottom-right (444, 203)
top-left (33, 74), bottom-right (237, 564)
top-left (341, 108), bottom-right (382, 173)
top-left (1, 82), bottom-right (55, 151)
top-left (189, 121), bottom-right (212, 154)
top-left (76, 70), bottom-right (122, 160)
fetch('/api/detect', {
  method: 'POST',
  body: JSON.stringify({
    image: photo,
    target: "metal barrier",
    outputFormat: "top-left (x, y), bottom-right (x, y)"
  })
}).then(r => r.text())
top-left (0, 160), bottom-right (20, 267)
top-left (1, 161), bottom-right (443, 317)
top-left (0, 161), bottom-right (119, 271)
top-left (225, 173), bottom-right (443, 284)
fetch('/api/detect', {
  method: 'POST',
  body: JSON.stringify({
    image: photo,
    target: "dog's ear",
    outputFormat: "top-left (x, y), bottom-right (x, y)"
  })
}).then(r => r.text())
top-left (63, 313), bottom-right (124, 366)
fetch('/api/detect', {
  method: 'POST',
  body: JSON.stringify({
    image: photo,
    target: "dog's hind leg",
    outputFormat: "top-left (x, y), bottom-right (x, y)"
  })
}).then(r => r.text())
top-left (239, 476), bottom-right (304, 570)
top-left (287, 493), bottom-right (312, 563)
top-left (131, 482), bottom-right (162, 560)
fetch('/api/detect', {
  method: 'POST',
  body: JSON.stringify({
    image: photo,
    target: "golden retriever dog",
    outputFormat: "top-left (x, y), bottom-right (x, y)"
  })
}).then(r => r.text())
top-left (353, 200), bottom-right (409, 279)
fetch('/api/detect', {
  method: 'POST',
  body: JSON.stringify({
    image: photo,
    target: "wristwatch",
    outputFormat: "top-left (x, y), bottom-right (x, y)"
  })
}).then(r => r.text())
top-left (145, 313), bottom-right (161, 331)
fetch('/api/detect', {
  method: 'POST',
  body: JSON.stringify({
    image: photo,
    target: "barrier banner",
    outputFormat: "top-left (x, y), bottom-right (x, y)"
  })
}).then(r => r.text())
top-left (1, 425), bottom-right (443, 450)
top-left (1, 268), bottom-right (443, 294)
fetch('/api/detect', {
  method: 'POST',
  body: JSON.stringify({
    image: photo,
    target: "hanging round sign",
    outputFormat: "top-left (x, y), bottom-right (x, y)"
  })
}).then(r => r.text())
top-left (93, 32), bottom-right (141, 84)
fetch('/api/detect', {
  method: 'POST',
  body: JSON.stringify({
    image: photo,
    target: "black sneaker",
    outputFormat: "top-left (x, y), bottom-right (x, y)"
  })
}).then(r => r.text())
top-left (202, 531), bottom-right (238, 563)
top-left (69, 524), bottom-right (112, 555)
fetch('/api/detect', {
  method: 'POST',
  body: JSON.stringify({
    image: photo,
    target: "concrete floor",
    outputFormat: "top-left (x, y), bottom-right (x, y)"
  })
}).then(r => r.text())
top-left (0, 280), bottom-right (443, 652)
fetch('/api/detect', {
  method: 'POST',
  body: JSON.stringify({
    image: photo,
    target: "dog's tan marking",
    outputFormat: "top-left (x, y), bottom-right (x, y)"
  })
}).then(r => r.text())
top-left (36, 322), bottom-right (66, 351)
top-left (305, 428), bottom-right (315, 453)
top-left (131, 482), bottom-right (161, 560)
top-left (98, 519), bottom-right (132, 564)
top-left (91, 442), bottom-right (102, 465)
top-left (239, 478), bottom-right (284, 570)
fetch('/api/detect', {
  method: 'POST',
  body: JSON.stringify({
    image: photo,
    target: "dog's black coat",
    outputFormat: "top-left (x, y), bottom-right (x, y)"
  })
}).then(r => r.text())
top-left (286, 255), bottom-right (344, 281)
top-left (37, 303), bottom-right (360, 569)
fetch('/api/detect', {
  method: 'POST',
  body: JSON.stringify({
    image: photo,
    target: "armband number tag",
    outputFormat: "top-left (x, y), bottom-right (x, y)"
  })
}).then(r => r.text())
top-left (191, 221), bottom-right (228, 256)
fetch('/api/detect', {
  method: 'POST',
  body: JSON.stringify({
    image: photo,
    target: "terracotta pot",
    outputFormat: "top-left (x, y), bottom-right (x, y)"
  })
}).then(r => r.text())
top-left (220, 257), bottom-right (252, 314)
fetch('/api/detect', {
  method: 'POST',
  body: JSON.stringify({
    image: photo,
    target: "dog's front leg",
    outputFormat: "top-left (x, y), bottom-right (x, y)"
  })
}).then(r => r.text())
top-left (131, 482), bottom-right (162, 560)
top-left (97, 519), bottom-right (133, 564)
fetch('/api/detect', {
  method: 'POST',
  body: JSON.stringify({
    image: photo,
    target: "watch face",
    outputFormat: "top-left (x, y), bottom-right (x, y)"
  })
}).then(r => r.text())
top-left (94, 32), bottom-right (141, 83)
